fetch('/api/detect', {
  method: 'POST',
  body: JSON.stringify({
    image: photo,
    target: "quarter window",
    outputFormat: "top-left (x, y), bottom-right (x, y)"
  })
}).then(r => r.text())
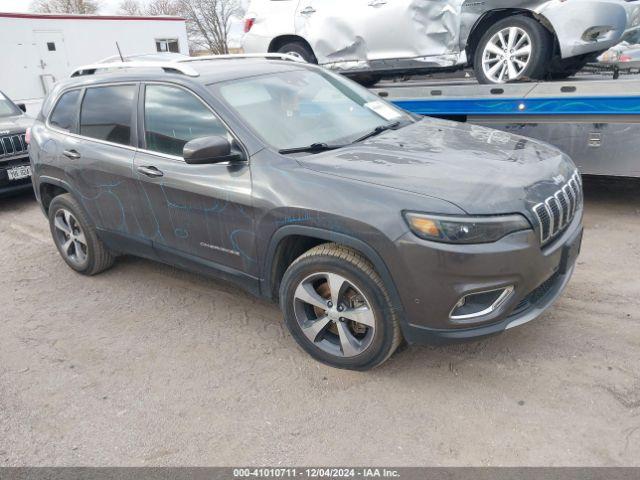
top-left (79, 85), bottom-right (136, 146)
top-left (49, 90), bottom-right (80, 131)
top-left (144, 84), bottom-right (229, 157)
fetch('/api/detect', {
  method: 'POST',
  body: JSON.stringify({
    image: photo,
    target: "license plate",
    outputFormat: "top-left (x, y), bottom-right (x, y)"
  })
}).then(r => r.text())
top-left (7, 165), bottom-right (31, 181)
top-left (560, 229), bottom-right (583, 274)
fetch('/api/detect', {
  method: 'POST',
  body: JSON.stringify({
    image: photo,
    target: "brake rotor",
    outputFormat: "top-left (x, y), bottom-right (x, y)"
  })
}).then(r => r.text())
top-left (312, 279), bottom-right (368, 338)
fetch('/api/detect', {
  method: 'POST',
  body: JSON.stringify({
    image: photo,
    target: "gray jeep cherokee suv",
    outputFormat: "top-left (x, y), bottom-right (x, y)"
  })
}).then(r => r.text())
top-left (29, 57), bottom-right (583, 370)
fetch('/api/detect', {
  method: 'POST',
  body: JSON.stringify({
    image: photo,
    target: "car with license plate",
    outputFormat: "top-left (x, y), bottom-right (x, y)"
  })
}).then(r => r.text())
top-left (29, 56), bottom-right (583, 370)
top-left (242, 0), bottom-right (640, 85)
top-left (0, 90), bottom-right (33, 197)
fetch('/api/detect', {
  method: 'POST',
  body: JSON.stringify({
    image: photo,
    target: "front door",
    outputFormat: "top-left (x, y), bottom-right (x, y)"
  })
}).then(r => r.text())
top-left (33, 31), bottom-right (69, 94)
top-left (133, 83), bottom-right (256, 277)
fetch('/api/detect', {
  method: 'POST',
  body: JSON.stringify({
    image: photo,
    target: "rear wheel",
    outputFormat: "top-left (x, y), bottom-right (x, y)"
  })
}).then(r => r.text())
top-left (276, 41), bottom-right (317, 63)
top-left (279, 243), bottom-right (402, 371)
top-left (474, 16), bottom-right (553, 84)
top-left (48, 194), bottom-right (115, 275)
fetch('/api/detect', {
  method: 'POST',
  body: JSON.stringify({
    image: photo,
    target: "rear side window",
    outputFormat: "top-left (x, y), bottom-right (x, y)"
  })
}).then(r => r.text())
top-left (49, 90), bottom-right (80, 131)
top-left (80, 85), bottom-right (136, 146)
top-left (144, 84), bottom-right (229, 157)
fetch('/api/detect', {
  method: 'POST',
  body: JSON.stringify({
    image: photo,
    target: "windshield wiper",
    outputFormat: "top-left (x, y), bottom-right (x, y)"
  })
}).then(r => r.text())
top-left (278, 142), bottom-right (346, 154)
top-left (352, 121), bottom-right (401, 144)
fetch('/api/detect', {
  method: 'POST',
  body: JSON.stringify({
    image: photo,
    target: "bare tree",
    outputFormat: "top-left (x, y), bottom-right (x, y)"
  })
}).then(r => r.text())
top-left (118, 0), bottom-right (179, 16)
top-left (146, 0), bottom-right (181, 16)
top-left (177, 0), bottom-right (243, 54)
top-left (31, 0), bottom-right (100, 14)
top-left (117, 0), bottom-right (143, 15)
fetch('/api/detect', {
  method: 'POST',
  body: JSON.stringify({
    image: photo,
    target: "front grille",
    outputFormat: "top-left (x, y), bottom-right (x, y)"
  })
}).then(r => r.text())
top-left (0, 133), bottom-right (27, 158)
top-left (532, 171), bottom-right (582, 246)
top-left (512, 270), bottom-right (561, 315)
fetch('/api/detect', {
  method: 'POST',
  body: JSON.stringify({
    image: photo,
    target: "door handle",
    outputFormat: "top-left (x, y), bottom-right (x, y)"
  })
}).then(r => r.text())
top-left (137, 165), bottom-right (164, 178)
top-left (368, 0), bottom-right (387, 6)
top-left (300, 6), bottom-right (316, 15)
top-left (62, 149), bottom-right (80, 159)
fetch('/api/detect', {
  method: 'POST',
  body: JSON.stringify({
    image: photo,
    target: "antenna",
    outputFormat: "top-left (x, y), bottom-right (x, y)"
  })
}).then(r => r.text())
top-left (116, 42), bottom-right (125, 62)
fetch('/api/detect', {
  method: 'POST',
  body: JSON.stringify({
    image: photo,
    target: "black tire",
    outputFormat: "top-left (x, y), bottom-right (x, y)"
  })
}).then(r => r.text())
top-left (276, 41), bottom-right (317, 64)
top-left (279, 243), bottom-right (402, 371)
top-left (48, 193), bottom-right (115, 275)
top-left (546, 56), bottom-right (590, 80)
top-left (346, 73), bottom-right (383, 88)
top-left (474, 15), bottom-right (553, 84)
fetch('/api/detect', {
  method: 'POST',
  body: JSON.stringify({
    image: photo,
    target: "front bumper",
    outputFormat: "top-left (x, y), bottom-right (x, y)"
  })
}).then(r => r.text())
top-left (392, 209), bottom-right (583, 344)
top-left (540, 0), bottom-right (640, 58)
top-left (0, 155), bottom-right (32, 197)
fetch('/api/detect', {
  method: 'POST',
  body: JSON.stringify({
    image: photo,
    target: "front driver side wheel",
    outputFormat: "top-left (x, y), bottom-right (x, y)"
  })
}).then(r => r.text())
top-left (279, 243), bottom-right (402, 370)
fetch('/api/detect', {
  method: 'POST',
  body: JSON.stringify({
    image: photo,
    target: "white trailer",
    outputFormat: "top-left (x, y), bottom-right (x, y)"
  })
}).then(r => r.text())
top-left (0, 12), bottom-right (189, 112)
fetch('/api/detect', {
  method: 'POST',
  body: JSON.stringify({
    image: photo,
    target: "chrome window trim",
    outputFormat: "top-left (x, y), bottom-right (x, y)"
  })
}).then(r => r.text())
top-left (46, 82), bottom-right (139, 151)
top-left (46, 81), bottom-right (249, 165)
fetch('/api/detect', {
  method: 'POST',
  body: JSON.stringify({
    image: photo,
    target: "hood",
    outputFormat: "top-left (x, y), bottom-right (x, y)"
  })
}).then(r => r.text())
top-left (0, 114), bottom-right (33, 135)
top-left (297, 118), bottom-right (577, 216)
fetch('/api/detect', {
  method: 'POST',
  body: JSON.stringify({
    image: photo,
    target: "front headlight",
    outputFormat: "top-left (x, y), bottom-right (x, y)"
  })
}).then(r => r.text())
top-left (404, 212), bottom-right (531, 244)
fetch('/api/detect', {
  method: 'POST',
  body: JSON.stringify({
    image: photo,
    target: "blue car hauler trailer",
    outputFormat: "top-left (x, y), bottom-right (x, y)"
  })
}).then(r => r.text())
top-left (373, 78), bottom-right (640, 178)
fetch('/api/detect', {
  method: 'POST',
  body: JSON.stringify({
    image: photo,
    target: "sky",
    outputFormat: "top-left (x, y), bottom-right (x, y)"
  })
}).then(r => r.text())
top-left (0, 0), bottom-right (122, 13)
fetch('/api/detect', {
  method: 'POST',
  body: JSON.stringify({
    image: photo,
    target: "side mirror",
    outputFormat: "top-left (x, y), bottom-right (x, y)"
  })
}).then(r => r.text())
top-left (183, 135), bottom-right (243, 165)
top-left (17, 103), bottom-right (27, 113)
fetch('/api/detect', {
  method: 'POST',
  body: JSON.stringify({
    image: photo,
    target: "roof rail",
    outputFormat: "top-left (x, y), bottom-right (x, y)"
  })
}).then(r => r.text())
top-left (179, 53), bottom-right (306, 64)
top-left (70, 61), bottom-right (200, 78)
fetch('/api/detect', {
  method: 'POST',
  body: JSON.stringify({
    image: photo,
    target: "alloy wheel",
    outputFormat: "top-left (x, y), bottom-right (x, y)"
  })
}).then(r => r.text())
top-left (482, 27), bottom-right (532, 83)
top-left (53, 208), bottom-right (88, 267)
top-left (292, 272), bottom-right (376, 357)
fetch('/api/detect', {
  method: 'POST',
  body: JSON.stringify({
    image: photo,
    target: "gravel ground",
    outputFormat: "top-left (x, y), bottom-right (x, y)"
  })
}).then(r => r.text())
top-left (0, 177), bottom-right (639, 467)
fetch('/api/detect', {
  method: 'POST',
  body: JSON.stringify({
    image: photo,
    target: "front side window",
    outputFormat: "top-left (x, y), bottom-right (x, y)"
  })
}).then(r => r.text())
top-left (144, 84), bottom-right (229, 157)
top-left (49, 90), bottom-right (80, 131)
top-left (80, 85), bottom-right (136, 146)
top-left (212, 68), bottom-right (412, 150)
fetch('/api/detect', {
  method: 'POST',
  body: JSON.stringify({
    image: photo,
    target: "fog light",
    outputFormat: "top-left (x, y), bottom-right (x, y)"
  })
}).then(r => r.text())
top-left (450, 286), bottom-right (514, 320)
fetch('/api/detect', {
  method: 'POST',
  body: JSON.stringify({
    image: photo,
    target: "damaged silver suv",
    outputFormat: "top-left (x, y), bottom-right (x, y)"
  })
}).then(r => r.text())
top-left (243, 0), bottom-right (640, 84)
top-left (30, 57), bottom-right (583, 370)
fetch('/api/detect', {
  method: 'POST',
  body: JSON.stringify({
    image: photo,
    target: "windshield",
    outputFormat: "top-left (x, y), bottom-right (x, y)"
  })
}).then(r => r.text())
top-left (212, 68), bottom-right (412, 151)
top-left (0, 91), bottom-right (21, 118)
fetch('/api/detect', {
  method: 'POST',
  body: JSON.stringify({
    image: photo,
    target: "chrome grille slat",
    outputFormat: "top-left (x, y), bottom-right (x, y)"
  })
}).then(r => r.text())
top-left (0, 133), bottom-right (28, 157)
top-left (532, 171), bottom-right (583, 246)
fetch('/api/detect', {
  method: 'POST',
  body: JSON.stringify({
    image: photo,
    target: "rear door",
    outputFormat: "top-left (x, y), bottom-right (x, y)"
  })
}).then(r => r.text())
top-left (64, 84), bottom-right (143, 242)
top-left (133, 83), bottom-right (256, 278)
top-left (295, 0), bottom-right (461, 65)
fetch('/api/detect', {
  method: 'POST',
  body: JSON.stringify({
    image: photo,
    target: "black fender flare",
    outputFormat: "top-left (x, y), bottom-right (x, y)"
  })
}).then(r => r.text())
top-left (36, 175), bottom-right (94, 225)
top-left (261, 225), bottom-right (407, 326)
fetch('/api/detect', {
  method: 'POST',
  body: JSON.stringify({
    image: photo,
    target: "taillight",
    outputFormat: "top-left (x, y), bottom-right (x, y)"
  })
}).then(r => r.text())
top-left (244, 17), bottom-right (255, 33)
top-left (25, 127), bottom-right (31, 145)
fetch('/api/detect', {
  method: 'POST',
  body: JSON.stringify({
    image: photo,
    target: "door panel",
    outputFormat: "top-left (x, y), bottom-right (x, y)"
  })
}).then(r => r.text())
top-left (133, 154), bottom-right (256, 274)
top-left (295, 0), bottom-right (370, 64)
top-left (295, 0), bottom-right (463, 65)
top-left (68, 83), bottom-right (143, 239)
top-left (134, 83), bottom-right (257, 276)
